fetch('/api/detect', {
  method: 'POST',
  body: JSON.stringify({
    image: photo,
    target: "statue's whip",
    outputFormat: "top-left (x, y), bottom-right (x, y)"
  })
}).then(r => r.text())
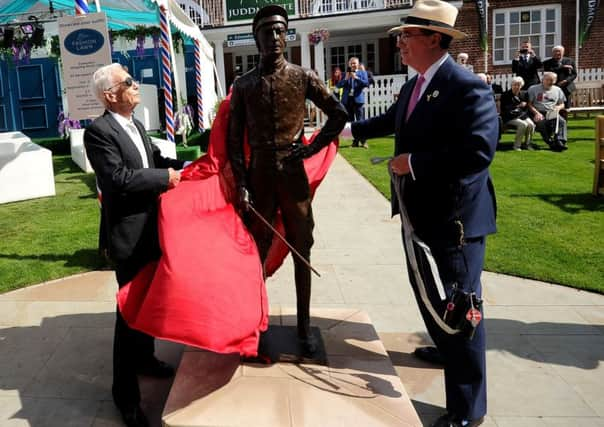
top-left (248, 204), bottom-right (321, 277)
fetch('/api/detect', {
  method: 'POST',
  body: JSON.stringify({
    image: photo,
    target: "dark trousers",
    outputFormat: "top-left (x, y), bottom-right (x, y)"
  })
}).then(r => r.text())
top-left (405, 234), bottom-right (487, 421)
top-left (248, 155), bottom-right (314, 338)
top-left (112, 261), bottom-right (155, 407)
top-left (346, 99), bottom-right (365, 144)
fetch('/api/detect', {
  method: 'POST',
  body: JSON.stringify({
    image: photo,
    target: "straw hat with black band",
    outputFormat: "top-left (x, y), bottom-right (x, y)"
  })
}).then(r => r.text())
top-left (388, 0), bottom-right (467, 40)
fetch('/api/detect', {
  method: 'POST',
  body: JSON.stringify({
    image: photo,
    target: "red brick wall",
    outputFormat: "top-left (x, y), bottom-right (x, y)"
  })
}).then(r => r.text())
top-left (452, 0), bottom-right (604, 74)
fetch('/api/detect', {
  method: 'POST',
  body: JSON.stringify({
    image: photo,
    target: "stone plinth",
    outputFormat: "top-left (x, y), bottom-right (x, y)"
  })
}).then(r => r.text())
top-left (162, 309), bottom-right (422, 427)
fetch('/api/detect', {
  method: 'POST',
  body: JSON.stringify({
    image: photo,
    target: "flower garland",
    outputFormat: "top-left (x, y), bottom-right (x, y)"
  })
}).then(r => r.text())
top-left (308, 29), bottom-right (329, 46)
top-left (57, 110), bottom-right (82, 139)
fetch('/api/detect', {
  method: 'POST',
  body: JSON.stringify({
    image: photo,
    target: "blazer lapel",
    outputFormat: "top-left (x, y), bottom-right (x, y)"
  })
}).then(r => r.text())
top-left (398, 76), bottom-right (415, 124)
top-left (133, 119), bottom-right (155, 167)
top-left (103, 111), bottom-right (144, 169)
top-left (405, 57), bottom-right (454, 124)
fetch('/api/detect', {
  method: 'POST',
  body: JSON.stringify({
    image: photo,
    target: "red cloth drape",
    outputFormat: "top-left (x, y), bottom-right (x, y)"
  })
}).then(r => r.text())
top-left (117, 96), bottom-right (338, 356)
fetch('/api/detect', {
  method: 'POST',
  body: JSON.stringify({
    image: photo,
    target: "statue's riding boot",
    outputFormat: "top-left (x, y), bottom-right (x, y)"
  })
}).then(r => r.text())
top-left (294, 257), bottom-right (317, 355)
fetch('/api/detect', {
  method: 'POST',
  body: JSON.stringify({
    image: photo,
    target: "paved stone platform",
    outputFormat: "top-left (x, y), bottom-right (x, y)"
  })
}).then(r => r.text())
top-left (162, 309), bottom-right (422, 427)
top-left (1, 154), bottom-right (603, 426)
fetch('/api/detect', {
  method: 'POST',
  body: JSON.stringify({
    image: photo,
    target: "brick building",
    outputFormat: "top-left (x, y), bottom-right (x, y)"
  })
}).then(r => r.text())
top-left (188, 0), bottom-right (603, 91)
top-left (452, 0), bottom-right (604, 74)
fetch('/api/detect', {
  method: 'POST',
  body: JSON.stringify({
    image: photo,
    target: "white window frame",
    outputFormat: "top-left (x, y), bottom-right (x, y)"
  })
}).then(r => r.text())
top-left (326, 39), bottom-right (379, 74)
top-left (492, 4), bottom-right (561, 66)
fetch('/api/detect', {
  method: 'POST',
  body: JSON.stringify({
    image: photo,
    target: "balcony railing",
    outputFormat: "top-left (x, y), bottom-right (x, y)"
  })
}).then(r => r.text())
top-left (299, 0), bottom-right (411, 17)
top-left (194, 0), bottom-right (412, 27)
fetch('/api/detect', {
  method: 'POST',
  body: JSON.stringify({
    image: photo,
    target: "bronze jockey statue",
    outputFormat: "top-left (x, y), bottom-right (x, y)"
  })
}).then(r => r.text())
top-left (227, 5), bottom-right (347, 354)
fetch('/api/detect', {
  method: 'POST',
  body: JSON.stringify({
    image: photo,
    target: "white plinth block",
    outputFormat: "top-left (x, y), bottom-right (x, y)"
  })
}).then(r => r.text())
top-left (70, 129), bottom-right (94, 173)
top-left (0, 132), bottom-right (56, 204)
top-left (150, 137), bottom-right (177, 160)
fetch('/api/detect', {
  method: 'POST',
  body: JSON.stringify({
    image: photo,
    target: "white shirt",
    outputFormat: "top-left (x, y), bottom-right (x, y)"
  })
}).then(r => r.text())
top-left (109, 111), bottom-right (149, 168)
top-left (408, 52), bottom-right (450, 180)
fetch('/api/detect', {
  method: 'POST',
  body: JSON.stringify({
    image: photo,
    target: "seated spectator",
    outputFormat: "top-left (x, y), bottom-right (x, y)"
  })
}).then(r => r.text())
top-left (500, 76), bottom-right (536, 151)
top-left (457, 52), bottom-right (473, 72)
top-left (527, 72), bottom-right (568, 151)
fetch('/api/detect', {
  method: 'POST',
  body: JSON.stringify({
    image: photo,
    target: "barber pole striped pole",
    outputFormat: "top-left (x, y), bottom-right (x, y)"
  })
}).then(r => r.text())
top-left (75, 0), bottom-right (89, 15)
top-left (159, 5), bottom-right (175, 143)
top-left (194, 39), bottom-right (204, 131)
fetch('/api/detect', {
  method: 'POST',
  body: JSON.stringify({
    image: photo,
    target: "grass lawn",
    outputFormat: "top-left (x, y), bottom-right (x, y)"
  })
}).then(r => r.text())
top-left (0, 138), bottom-right (206, 294)
top-left (339, 116), bottom-right (604, 293)
top-left (0, 156), bottom-right (103, 293)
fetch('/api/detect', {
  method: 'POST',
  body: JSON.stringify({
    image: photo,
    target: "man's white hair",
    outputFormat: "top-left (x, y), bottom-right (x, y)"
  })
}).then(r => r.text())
top-left (92, 63), bottom-right (124, 106)
top-left (457, 52), bottom-right (468, 61)
top-left (552, 45), bottom-right (565, 53)
top-left (543, 71), bottom-right (557, 82)
top-left (511, 76), bottom-right (525, 86)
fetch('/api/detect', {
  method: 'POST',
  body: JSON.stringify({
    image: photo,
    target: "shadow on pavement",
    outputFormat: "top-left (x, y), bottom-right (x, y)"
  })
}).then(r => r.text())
top-left (2, 312), bottom-right (602, 425)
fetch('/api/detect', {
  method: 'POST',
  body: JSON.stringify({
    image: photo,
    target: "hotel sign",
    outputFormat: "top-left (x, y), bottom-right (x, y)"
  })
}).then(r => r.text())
top-left (225, 0), bottom-right (296, 23)
top-left (227, 29), bottom-right (296, 47)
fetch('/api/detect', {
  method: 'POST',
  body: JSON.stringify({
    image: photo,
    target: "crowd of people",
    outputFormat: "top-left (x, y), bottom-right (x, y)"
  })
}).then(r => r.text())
top-left (455, 43), bottom-right (576, 151)
top-left (329, 42), bottom-right (576, 153)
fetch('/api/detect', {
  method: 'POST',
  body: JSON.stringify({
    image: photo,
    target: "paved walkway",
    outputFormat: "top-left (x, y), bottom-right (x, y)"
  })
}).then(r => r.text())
top-left (1, 154), bottom-right (603, 427)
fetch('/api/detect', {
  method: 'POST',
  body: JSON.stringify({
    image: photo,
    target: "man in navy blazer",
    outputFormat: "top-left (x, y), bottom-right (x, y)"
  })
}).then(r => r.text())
top-left (84, 63), bottom-right (185, 427)
top-left (337, 56), bottom-right (369, 147)
top-left (352, 1), bottom-right (498, 426)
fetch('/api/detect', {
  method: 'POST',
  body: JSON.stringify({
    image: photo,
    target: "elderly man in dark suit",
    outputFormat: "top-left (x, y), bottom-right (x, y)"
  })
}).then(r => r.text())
top-left (351, 1), bottom-right (498, 426)
top-left (84, 63), bottom-right (185, 427)
top-left (543, 45), bottom-right (577, 109)
top-left (512, 40), bottom-right (543, 90)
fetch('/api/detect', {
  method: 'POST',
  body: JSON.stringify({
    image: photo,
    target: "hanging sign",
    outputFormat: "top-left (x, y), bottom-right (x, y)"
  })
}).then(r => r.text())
top-left (225, 0), bottom-right (296, 23)
top-left (58, 12), bottom-right (112, 120)
top-left (227, 29), bottom-right (296, 47)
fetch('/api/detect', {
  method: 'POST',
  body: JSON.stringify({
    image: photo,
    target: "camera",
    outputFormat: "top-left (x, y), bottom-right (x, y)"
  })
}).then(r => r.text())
top-left (346, 66), bottom-right (352, 73)
top-left (519, 48), bottom-right (529, 54)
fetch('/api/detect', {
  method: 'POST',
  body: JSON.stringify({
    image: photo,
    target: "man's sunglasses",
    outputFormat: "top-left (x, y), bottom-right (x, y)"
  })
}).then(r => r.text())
top-left (105, 76), bottom-right (137, 92)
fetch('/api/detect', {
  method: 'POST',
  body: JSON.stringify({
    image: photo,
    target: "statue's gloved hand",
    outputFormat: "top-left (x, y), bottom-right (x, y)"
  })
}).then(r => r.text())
top-left (236, 186), bottom-right (251, 212)
top-left (284, 142), bottom-right (314, 163)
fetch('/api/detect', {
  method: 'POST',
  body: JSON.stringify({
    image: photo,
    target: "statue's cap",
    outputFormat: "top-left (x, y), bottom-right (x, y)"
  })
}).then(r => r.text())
top-left (253, 5), bottom-right (289, 34)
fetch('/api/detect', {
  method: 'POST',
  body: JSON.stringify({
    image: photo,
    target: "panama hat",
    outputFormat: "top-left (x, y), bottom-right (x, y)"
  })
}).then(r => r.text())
top-left (388, 0), bottom-right (467, 40)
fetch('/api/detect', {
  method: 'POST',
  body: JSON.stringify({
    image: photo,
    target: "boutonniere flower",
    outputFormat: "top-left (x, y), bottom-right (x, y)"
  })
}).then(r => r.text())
top-left (426, 90), bottom-right (440, 102)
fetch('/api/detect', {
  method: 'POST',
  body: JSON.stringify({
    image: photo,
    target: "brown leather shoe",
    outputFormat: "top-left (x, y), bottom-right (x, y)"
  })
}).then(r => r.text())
top-left (413, 346), bottom-right (445, 365)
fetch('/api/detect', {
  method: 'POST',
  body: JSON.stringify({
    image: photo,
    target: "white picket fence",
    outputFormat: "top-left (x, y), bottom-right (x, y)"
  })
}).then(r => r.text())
top-left (364, 68), bottom-right (604, 119)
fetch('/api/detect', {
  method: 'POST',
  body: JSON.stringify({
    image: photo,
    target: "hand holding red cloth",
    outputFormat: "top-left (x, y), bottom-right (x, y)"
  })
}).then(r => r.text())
top-left (117, 96), bottom-right (338, 356)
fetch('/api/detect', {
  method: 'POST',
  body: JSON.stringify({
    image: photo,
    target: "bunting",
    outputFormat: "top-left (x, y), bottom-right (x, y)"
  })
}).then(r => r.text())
top-left (579, 0), bottom-right (601, 47)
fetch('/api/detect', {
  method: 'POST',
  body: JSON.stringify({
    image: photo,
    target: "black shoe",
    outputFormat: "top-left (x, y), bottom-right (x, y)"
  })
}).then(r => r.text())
top-left (431, 413), bottom-right (484, 427)
top-left (413, 346), bottom-right (445, 365)
top-left (116, 404), bottom-right (149, 427)
top-left (137, 358), bottom-right (175, 378)
top-left (351, 140), bottom-right (359, 147)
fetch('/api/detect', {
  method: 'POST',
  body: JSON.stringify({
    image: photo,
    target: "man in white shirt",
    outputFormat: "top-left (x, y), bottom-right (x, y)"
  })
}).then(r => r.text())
top-left (351, 1), bottom-right (498, 425)
top-left (84, 63), bottom-right (185, 427)
top-left (528, 71), bottom-right (568, 151)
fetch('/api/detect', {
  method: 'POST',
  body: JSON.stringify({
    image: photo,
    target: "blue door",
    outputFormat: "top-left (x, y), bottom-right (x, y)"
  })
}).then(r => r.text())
top-left (0, 61), bottom-right (11, 132)
top-left (6, 58), bottom-right (62, 138)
